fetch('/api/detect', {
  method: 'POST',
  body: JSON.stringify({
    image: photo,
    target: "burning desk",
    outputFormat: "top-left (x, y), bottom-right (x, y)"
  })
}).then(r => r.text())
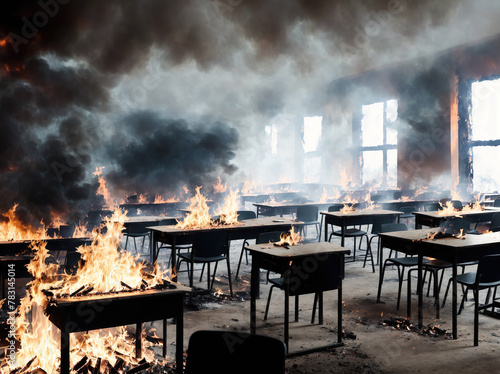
top-left (45, 283), bottom-right (190, 374)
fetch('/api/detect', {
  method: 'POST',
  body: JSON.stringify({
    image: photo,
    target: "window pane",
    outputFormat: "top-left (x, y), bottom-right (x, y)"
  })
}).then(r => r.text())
top-left (386, 100), bottom-right (398, 145)
top-left (471, 78), bottom-right (500, 141)
top-left (362, 150), bottom-right (383, 185)
top-left (361, 102), bottom-right (384, 147)
top-left (303, 116), bottom-right (322, 153)
top-left (472, 146), bottom-right (500, 192)
top-left (387, 149), bottom-right (398, 188)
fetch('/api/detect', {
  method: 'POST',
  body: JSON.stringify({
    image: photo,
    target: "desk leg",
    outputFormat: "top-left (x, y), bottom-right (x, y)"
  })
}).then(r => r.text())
top-left (61, 329), bottom-right (70, 374)
top-left (150, 230), bottom-right (155, 263)
top-left (324, 219), bottom-right (329, 242)
top-left (452, 259), bottom-right (458, 339)
top-left (163, 318), bottom-right (167, 357)
top-left (171, 238), bottom-right (177, 283)
top-left (175, 299), bottom-right (184, 374)
top-left (284, 276), bottom-right (290, 350)
top-left (250, 258), bottom-right (259, 335)
top-left (418, 254), bottom-right (423, 328)
top-left (136, 322), bottom-right (142, 358)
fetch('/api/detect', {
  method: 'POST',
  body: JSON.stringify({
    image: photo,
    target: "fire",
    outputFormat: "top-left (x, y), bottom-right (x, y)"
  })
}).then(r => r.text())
top-left (319, 187), bottom-right (328, 203)
top-left (0, 204), bottom-right (49, 241)
top-left (462, 194), bottom-right (485, 212)
top-left (437, 200), bottom-right (458, 216)
top-left (154, 194), bottom-right (179, 203)
top-left (93, 167), bottom-right (115, 210)
top-left (274, 226), bottom-right (302, 246)
top-left (5, 208), bottom-right (170, 373)
top-left (339, 168), bottom-right (351, 190)
top-left (175, 186), bottom-right (213, 229)
top-left (0, 37), bottom-right (7, 47)
top-left (215, 189), bottom-right (240, 225)
top-left (340, 204), bottom-right (356, 214)
top-left (213, 176), bottom-right (227, 193)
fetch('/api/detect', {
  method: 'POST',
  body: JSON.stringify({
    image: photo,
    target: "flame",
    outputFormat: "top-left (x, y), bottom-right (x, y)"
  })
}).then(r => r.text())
top-left (275, 226), bottom-right (302, 246)
top-left (0, 37), bottom-right (7, 47)
top-left (93, 167), bottom-right (115, 210)
top-left (340, 204), bottom-right (356, 214)
top-left (175, 186), bottom-right (213, 229)
top-left (213, 176), bottom-right (227, 193)
top-left (215, 189), bottom-right (240, 225)
top-left (400, 195), bottom-right (411, 202)
top-left (339, 168), bottom-right (351, 190)
top-left (462, 194), bottom-right (485, 212)
top-left (6, 208), bottom-right (170, 373)
top-left (0, 204), bottom-right (49, 241)
top-left (154, 194), bottom-right (179, 203)
top-left (437, 201), bottom-right (458, 216)
top-left (319, 187), bottom-right (328, 203)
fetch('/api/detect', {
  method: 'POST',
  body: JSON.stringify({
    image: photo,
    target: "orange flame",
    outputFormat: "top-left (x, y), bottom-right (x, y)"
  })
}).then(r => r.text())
top-left (175, 186), bottom-right (212, 229)
top-left (213, 176), bottom-right (227, 193)
top-left (0, 204), bottom-right (49, 241)
top-left (275, 226), bottom-right (302, 246)
top-left (93, 167), bottom-right (115, 210)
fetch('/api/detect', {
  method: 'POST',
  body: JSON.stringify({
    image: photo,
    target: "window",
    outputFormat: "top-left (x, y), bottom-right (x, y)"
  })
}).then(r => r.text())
top-left (470, 77), bottom-right (500, 192)
top-left (303, 116), bottom-right (323, 183)
top-left (360, 100), bottom-right (398, 187)
top-left (265, 124), bottom-right (278, 156)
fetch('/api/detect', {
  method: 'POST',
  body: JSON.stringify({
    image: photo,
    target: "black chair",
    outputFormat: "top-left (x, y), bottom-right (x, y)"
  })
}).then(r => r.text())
top-left (235, 230), bottom-right (283, 280)
top-left (493, 199), bottom-right (500, 208)
top-left (155, 218), bottom-right (194, 266)
top-left (399, 205), bottom-right (417, 227)
top-left (328, 204), bottom-right (368, 262)
top-left (185, 330), bottom-right (286, 374)
top-left (237, 210), bottom-right (257, 221)
top-left (65, 251), bottom-right (82, 275)
top-left (123, 222), bottom-right (151, 254)
top-left (264, 252), bottom-right (343, 329)
top-left (177, 230), bottom-right (233, 296)
top-left (489, 212), bottom-right (500, 232)
top-left (365, 215), bottom-right (398, 272)
top-left (451, 200), bottom-right (463, 210)
top-left (295, 205), bottom-right (320, 242)
top-left (377, 223), bottom-right (421, 310)
top-left (455, 254), bottom-right (500, 346)
top-left (424, 202), bottom-right (441, 212)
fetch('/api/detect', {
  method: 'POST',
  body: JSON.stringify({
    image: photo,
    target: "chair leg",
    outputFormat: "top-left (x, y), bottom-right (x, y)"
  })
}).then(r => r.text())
top-left (124, 236), bottom-right (129, 251)
top-left (295, 295), bottom-right (299, 322)
top-left (458, 286), bottom-right (469, 315)
top-left (235, 246), bottom-right (247, 280)
top-left (264, 286), bottom-right (275, 320)
top-left (377, 261), bottom-right (389, 302)
top-left (474, 288), bottom-right (479, 346)
top-left (226, 257), bottom-right (233, 297)
top-left (311, 293), bottom-right (318, 323)
top-left (396, 266), bottom-right (404, 311)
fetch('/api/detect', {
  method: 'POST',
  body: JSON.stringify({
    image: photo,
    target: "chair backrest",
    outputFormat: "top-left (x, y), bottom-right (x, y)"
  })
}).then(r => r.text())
top-left (490, 212), bottom-right (500, 231)
top-left (125, 221), bottom-right (151, 235)
top-left (424, 203), bottom-right (441, 212)
top-left (237, 210), bottom-right (257, 221)
top-left (328, 204), bottom-right (343, 212)
top-left (65, 251), bottom-right (82, 275)
top-left (159, 218), bottom-right (178, 226)
top-left (256, 231), bottom-right (283, 244)
top-left (451, 200), bottom-right (463, 210)
top-left (380, 222), bottom-right (408, 233)
top-left (476, 254), bottom-right (500, 286)
top-left (185, 330), bottom-right (286, 374)
top-left (439, 217), bottom-right (471, 235)
top-left (370, 215), bottom-right (397, 235)
top-left (494, 199), bottom-right (500, 207)
top-left (191, 230), bottom-right (229, 258)
top-left (296, 205), bottom-right (319, 222)
top-left (400, 206), bottom-right (417, 215)
top-left (288, 252), bottom-right (342, 295)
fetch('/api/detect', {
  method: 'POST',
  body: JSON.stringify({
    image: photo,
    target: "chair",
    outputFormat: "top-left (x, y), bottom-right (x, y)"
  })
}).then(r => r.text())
top-left (155, 218), bottom-right (192, 265)
top-left (489, 212), bottom-right (500, 232)
top-left (451, 200), bottom-right (463, 210)
top-left (185, 330), bottom-right (286, 374)
top-left (237, 210), bottom-right (257, 221)
top-left (235, 230), bottom-right (282, 280)
top-left (327, 205), bottom-right (368, 262)
top-left (177, 230), bottom-right (233, 296)
top-left (123, 222), bottom-right (151, 254)
top-left (295, 205), bottom-right (320, 242)
top-left (424, 202), bottom-right (441, 212)
top-left (399, 205), bottom-right (417, 227)
top-left (65, 251), bottom-right (82, 275)
top-left (376, 223), bottom-right (421, 310)
top-left (365, 215), bottom-right (398, 272)
top-left (455, 254), bottom-right (500, 346)
top-left (493, 199), bottom-right (500, 208)
top-left (263, 252), bottom-right (343, 337)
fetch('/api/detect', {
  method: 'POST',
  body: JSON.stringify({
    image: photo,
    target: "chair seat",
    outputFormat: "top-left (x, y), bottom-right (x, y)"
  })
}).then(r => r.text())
top-left (422, 258), bottom-right (452, 269)
top-left (456, 272), bottom-right (476, 286)
top-left (177, 252), bottom-right (225, 263)
top-left (386, 257), bottom-right (422, 267)
top-left (331, 228), bottom-right (367, 237)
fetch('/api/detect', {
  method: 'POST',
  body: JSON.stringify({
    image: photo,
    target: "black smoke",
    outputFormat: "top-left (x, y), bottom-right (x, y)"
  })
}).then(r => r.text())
top-left (104, 111), bottom-right (239, 197)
